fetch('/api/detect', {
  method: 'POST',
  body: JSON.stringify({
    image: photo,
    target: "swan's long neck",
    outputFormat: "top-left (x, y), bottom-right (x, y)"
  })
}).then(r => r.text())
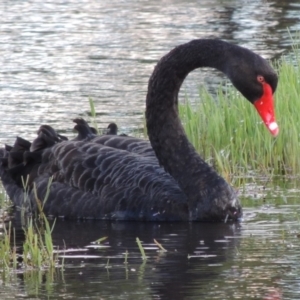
top-left (146, 40), bottom-right (232, 213)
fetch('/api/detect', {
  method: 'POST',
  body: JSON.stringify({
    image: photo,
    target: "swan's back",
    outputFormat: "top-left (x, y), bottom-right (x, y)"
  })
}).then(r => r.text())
top-left (91, 135), bottom-right (156, 158)
top-left (73, 118), bottom-right (155, 157)
top-left (0, 126), bottom-right (187, 221)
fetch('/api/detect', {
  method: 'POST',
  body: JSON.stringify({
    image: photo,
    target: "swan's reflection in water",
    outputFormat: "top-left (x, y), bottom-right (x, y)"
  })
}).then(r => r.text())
top-left (11, 214), bottom-right (242, 299)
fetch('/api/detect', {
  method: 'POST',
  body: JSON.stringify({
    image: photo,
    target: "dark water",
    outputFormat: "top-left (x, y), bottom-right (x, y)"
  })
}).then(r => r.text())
top-left (1, 179), bottom-right (300, 299)
top-left (1, 0), bottom-right (300, 299)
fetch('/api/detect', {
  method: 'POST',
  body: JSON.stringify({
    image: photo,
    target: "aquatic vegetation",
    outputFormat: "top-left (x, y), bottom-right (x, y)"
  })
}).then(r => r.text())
top-left (0, 184), bottom-right (5, 208)
top-left (154, 239), bottom-right (167, 252)
top-left (0, 180), bottom-right (60, 274)
top-left (0, 222), bottom-right (17, 272)
top-left (88, 97), bottom-right (99, 134)
top-left (0, 185), bottom-right (18, 274)
top-left (22, 216), bottom-right (57, 270)
top-left (136, 237), bottom-right (147, 260)
top-left (22, 180), bottom-right (59, 270)
top-left (124, 250), bottom-right (129, 264)
top-left (0, 215), bottom-right (58, 272)
top-left (93, 236), bottom-right (108, 244)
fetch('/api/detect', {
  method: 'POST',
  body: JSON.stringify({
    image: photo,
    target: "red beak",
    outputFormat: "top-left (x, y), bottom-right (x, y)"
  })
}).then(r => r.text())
top-left (253, 83), bottom-right (279, 136)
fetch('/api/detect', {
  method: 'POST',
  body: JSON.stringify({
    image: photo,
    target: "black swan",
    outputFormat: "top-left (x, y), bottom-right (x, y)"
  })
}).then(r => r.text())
top-left (0, 39), bottom-right (278, 222)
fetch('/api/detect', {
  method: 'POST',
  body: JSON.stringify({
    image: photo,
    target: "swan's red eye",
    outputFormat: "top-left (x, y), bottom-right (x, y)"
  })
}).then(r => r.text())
top-left (257, 75), bottom-right (265, 83)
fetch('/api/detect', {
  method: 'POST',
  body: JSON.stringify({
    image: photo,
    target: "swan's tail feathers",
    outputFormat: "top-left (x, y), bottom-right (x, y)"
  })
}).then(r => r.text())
top-left (11, 136), bottom-right (31, 152)
top-left (7, 151), bottom-right (24, 169)
top-left (106, 122), bottom-right (118, 135)
top-left (4, 144), bottom-right (13, 152)
top-left (72, 118), bottom-right (98, 141)
top-left (0, 124), bottom-right (65, 204)
top-left (0, 148), bottom-right (25, 207)
top-left (31, 124), bottom-right (67, 152)
top-left (105, 122), bottom-right (129, 136)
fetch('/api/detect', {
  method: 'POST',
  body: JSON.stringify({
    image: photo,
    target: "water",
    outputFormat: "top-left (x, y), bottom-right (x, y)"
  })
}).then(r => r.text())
top-left (3, 178), bottom-right (300, 299)
top-left (1, 0), bottom-right (300, 299)
top-left (1, 0), bottom-right (300, 143)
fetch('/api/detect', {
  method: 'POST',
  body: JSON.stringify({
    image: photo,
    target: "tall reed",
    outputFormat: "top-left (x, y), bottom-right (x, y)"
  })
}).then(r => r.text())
top-left (22, 180), bottom-right (58, 269)
top-left (0, 222), bottom-right (17, 271)
top-left (0, 179), bottom-right (58, 272)
top-left (22, 216), bottom-right (57, 270)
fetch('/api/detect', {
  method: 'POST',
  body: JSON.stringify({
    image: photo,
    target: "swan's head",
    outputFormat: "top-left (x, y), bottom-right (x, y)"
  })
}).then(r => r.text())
top-left (225, 45), bottom-right (279, 136)
top-left (191, 182), bottom-right (242, 222)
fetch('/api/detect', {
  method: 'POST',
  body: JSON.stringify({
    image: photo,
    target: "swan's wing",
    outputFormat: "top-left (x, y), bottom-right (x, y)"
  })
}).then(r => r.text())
top-left (91, 135), bottom-right (156, 158)
top-left (71, 119), bottom-right (156, 157)
top-left (0, 141), bottom-right (188, 221)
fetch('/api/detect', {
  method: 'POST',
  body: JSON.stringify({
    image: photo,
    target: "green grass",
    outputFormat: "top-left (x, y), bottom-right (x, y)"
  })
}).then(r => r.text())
top-left (22, 180), bottom-right (58, 270)
top-left (22, 216), bottom-right (57, 270)
top-left (136, 237), bottom-right (147, 260)
top-left (88, 97), bottom-right (100, 134)
top-left (0, 179), bottom-right (59, 275)
top-left (0, 222), bottom-right (17, 272)
top-left (179, 50), bottom-right (300, 179)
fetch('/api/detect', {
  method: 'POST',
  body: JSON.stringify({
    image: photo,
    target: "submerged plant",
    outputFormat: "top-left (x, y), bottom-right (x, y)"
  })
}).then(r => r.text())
top-left (136, 237), bottom-right (147, 260)
top-left (154, 239), bottom-right (167, 252)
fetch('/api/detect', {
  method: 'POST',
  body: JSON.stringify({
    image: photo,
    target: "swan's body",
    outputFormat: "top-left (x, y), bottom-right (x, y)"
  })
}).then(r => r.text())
top-left (0, 39), bottom-right (278, 222)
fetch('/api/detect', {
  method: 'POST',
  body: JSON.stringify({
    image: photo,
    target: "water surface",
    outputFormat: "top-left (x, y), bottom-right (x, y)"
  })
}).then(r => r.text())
top-left (0, 178), bottom-right (299, 299)
top-left (1, 0), bottom-right (300, 143)
top-left (1, 1), bottom-right (300, 299)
